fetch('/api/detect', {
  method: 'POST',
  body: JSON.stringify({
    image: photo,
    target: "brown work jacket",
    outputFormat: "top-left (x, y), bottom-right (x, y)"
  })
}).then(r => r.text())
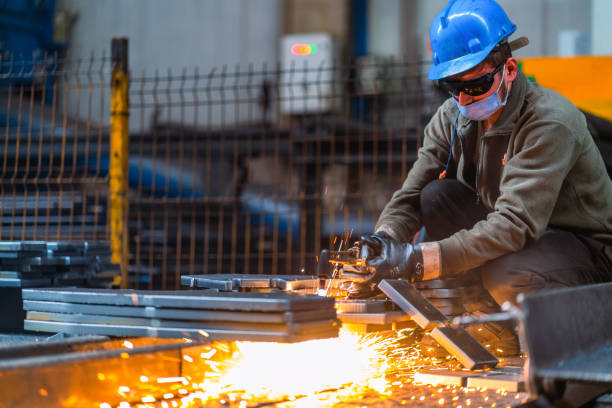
top-left (375, 71), bottom-right (612, 277)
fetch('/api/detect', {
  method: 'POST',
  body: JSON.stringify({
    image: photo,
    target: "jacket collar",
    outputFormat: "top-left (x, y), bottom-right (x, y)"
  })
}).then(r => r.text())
top-left (455, 70), bottom-right (528, 135)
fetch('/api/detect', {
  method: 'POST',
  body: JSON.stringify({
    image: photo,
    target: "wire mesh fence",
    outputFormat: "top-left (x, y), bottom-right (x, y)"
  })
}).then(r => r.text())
top-left (1, 53), bottom-right (445, 289)
top-left (0, 54), bottom-right (111, 243)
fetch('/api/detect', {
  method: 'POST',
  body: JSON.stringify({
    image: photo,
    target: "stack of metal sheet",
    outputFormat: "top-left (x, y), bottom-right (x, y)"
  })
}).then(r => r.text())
top-left (181, 274), bottom-right (320, 293)
top-left (335, 298), bottom-right (416, 333)
top-left (22, 287), bottom-right (340, 342)
top-left (0, 241), bottom-right (119, 288)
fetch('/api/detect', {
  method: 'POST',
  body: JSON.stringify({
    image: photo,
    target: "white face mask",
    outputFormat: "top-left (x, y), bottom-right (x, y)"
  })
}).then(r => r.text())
top-left (453, 66), bottom-right (509, 121)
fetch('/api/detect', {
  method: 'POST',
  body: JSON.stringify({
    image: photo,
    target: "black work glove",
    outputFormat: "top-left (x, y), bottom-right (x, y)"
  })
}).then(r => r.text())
top-left (359, 231), bottom-right (424, 284)
top-left (346, 281), bottom-right (382, 299)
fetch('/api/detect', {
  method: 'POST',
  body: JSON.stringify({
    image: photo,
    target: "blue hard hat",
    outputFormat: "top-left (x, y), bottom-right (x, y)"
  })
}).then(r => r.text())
top-left (428, 0), bottom-right (517, 80)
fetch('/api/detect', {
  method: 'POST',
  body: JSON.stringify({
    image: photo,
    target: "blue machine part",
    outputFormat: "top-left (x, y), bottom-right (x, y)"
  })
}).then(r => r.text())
top-left (0, 0), bottom-right (66, 95)
top-left (0, 0), bottom-right (61, 58)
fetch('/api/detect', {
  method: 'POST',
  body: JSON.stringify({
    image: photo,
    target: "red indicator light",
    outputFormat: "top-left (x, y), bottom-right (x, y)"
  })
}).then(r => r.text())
top-left (290, 43), bottom-right (318, 56)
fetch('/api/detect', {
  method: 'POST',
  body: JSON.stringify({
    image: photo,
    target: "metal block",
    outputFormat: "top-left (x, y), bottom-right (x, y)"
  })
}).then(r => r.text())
top-left (0, 271), bottom-right (36, 279)
top-left (335, 299), bottom-right (389, 313)
top-left (24, 319), bottom-right (340, 342)
top-left (430, 326), bottom-right (498, 370)
top-left (83, 242), bottom-right (112, 256)
top-left (522, 282), bottom-right (612, 385)
top-left (22, 287), bottom-right (336, 312)
top-left (0, 251), bottom-right (48, 259)
top-left (0, 241), bottom-right (47, 252)
top-left (414, 369), bottom-right (474, 386)
top-left (181, 275), bottom-right (233, 291)
top-left (466, 373), bottom-right (525, 392)
top-left (46, 242), bottom-right (86, 256)
top-left (338, 311), bottom-right (412, 325)
top-left (378, 279), bottom-right (448, 330)
top-left (0, 278), bottom-right (51, 288)
top-left (23, 300), bottom-right (337, 323)
top-left (0, 256), bottom-right (93, 267)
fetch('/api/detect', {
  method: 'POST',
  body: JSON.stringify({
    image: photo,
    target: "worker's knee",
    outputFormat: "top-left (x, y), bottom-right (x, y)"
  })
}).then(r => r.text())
top-left (480, 256), bottom-right (548, 307)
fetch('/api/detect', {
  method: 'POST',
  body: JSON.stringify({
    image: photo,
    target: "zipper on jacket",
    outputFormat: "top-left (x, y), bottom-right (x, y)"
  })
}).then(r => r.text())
top-left (475, 135), bottom-right (484, 205)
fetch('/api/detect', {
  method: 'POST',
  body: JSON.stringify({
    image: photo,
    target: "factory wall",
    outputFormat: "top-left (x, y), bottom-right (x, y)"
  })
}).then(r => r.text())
top-left (57, 0), bottom-right (281, 130)
top-left (369, 0), bottom-right (593, 59)
top-left (592, 0), bottom-right (612, 54)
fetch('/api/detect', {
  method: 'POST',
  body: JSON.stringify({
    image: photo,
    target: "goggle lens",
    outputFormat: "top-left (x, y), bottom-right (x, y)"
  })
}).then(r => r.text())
top-left (439, 63), bottom-right (504, 97)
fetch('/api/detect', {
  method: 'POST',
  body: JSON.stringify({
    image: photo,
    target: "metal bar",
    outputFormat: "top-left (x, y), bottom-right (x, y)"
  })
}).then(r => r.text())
top-left (378, 279), bottom-right (447, 330)
top-left (110, 37), bottom-right (130, 288)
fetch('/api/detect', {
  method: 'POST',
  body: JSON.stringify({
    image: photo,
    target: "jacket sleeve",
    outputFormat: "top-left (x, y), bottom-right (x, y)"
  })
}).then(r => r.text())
top-left (374, 103), bottom-right (453, 242)
top-left (439, 119), bottom-right (580, 275)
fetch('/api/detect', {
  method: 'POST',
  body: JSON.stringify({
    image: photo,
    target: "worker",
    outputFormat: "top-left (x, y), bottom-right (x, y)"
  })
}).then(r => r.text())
top-left (357, 0), bottom-right (612, 353)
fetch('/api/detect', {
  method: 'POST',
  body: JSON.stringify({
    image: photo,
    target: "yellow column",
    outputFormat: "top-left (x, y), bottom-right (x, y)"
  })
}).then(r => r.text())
top-left (110, 37), bottom-right (129, 288)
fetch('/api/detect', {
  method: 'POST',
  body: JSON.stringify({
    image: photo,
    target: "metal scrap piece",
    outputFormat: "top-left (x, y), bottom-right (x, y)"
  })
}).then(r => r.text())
top-left (181, 276), bottom-right (233, 291)
top-left (378, 279), bottom-right (448, 330)
top-left (430, 326), bottom-right (498, 370)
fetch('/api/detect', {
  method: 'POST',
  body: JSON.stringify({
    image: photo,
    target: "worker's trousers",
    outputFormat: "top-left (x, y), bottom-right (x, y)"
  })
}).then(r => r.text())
top-left (420, 179), bottom-right (612, 311)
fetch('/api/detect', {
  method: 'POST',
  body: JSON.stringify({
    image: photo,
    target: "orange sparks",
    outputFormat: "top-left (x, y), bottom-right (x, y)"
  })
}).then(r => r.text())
top-left (122, 340), bottom-right (134, 349)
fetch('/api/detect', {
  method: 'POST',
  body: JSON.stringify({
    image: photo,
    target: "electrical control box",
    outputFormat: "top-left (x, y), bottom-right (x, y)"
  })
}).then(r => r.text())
top-left (279, 33), bottom-right (335, 114)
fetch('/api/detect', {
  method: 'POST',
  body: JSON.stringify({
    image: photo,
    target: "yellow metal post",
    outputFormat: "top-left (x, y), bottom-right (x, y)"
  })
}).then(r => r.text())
top-left (110, 38), bottom-right (129, 288)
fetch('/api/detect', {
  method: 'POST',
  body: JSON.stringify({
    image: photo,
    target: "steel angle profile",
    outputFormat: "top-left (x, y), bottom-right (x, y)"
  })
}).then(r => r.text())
top-left (378, 279), bottom-right (498, 370)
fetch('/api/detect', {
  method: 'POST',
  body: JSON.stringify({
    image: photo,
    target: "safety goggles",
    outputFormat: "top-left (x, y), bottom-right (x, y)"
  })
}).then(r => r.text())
top-left (439, 63), bottom-right (505, 97)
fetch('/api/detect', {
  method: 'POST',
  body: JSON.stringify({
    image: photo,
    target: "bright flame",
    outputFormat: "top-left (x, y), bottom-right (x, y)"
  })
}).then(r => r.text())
top-left (213, 331), bottom-right (387, 398)
top-left (119, 328), bottom-right (450, 407)
top-left (179, 328), bottom-right (444, 406)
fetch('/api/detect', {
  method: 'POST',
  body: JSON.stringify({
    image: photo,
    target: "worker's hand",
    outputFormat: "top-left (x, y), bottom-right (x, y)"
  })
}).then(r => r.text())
top-left (359, 232), bottom-right (424, 284)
